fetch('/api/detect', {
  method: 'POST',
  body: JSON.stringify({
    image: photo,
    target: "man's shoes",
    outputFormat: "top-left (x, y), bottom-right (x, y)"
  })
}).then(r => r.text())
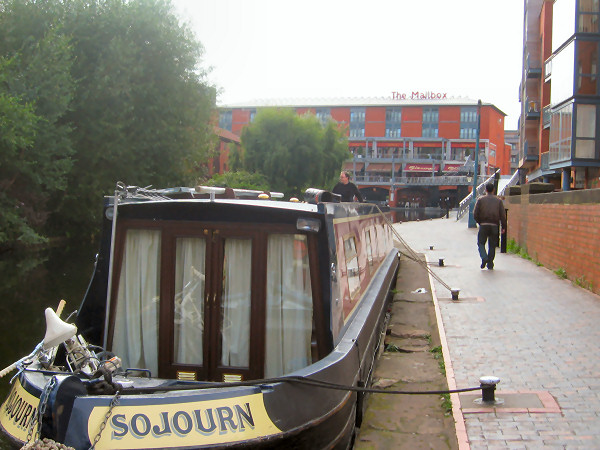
top-left (480, 259), bottom-right (487, 269)
top-left (487, 261), bottom-right (494, 270)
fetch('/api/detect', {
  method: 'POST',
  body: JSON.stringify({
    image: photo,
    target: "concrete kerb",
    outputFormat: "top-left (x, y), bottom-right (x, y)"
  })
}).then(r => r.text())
top-left (426, 254), bottom-right (470, 450)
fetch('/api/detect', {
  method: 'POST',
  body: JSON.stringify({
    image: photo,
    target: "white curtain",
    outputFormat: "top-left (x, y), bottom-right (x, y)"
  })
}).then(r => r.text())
top-left (174, 237), bottom-right (206, 365)
top-left (221, 238), bottom-right (251, 367)
top-left (264, 234), bottom-right (313, 377)
top-left (112, 229), bottom-right (161, 374)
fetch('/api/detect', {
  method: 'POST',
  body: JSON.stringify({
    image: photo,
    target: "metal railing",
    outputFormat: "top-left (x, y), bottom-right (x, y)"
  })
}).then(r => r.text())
top-left (355, 175), bottom-right (483, 186)
top-left (498, 170), bottom-right (520, 196)
top-left (456, 170), bottom-right (501, 220)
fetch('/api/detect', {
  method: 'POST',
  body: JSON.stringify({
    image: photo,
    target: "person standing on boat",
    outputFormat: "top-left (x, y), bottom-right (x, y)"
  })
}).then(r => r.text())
top-left (333, 171), bottom-right (364, 202)
top-left (473, 182), bottom-right (506, 270)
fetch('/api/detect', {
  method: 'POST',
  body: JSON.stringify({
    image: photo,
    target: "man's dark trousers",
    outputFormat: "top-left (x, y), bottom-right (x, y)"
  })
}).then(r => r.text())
top-left (477, 224), bottom-right (499, 267)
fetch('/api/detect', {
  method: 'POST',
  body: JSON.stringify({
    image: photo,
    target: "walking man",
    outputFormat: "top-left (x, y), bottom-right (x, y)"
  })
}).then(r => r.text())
top-left (332, 171), bottom-right (364, 202)
top-left (473, 182), bottom-right (506, 270)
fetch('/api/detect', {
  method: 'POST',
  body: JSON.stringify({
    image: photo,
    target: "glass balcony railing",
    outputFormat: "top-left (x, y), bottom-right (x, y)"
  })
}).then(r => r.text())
top-left (542, 105), bottom-right (551, 128)
top-left (526, 99), bottom-right (541, 120)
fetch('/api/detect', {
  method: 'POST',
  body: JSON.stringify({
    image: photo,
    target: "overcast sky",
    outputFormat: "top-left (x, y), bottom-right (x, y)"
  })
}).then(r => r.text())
top-left (172, 0), bottom-right (525, 129)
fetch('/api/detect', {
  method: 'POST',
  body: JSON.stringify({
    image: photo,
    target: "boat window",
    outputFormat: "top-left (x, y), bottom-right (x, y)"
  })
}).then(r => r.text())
top-left (220, 238), bottom-right (252, 367)
top-left (174, 237), bottom-right (206, 365)
top-left (344, 235), bottom-right (361, 299)
top-left (264, 234), bottom-right (313, 377)
top-left (365, 229), bottom-right (374, 268)
top-left (112, 229), bottom-right (161, 374)
top-left (375, 224), bottom-right (385, 261)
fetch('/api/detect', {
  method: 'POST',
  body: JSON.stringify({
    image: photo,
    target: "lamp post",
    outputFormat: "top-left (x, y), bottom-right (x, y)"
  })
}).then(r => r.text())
top-left (468, 99), bottom-right (482, 228)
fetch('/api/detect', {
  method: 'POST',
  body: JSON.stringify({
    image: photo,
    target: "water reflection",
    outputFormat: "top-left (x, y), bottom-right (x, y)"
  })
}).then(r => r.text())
top-left (0, 242), bottom-right (96, 403)
top-left (391, 207), bottom-right (448, 223)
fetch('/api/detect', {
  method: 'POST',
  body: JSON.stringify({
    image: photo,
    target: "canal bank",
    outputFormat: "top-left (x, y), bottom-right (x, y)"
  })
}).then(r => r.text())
top-left (387, 215), bottom-right (600, 449)
top-left (355, 248), bottom-right (459, 449)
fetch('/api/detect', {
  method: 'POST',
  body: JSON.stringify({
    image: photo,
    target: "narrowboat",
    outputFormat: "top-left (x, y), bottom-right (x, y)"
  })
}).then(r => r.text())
top-left (0, 184), bottom-right (399, 449)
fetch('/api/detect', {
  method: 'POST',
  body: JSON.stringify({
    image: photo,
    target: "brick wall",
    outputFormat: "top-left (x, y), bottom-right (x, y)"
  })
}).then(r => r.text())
top-left (506, 189), bottom-right (600, 295)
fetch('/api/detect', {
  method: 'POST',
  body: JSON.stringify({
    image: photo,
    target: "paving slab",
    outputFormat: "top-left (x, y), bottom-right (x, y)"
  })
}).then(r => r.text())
top-left (394, 215), bottom-right (600, 449)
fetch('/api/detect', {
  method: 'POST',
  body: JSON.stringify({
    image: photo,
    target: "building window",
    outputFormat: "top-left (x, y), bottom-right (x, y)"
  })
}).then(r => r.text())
top-left (576, 40), bottom-right (598, 95)
top-left (551, 41), bottom-right (576, 105)
top-left (219, 111), bottom-right (232, 131)
top-left (549, 102), bottom-right (573, 163)
top-left (552, 0), bottom-right (576, 52)
top-left (422, 107), bottom-right (438, 138)
top-left (385, 107), bottom-right (402, 138)
top-left (460, 107), bottom-right (478, 139)
top-left (315, 108), bottom-right (331, 126)
top-left (575, 103), bottom-right (596, 158)
top-left (249, 109), bottom-right (257, 123)
top-left (578, 0), bottom-right (600, 33)
top-left (350, 107), bottom-right (365, 138)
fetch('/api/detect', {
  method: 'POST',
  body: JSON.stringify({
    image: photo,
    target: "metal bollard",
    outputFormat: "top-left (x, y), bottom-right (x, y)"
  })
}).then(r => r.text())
top-left (479, 376), bottom-right (500, 403)
top-left (438, 258), bottom-right (445, 267)
top-left (429, 245), bottom-right (434, 250)
top-left (450, 288), bottom-right (460, 300)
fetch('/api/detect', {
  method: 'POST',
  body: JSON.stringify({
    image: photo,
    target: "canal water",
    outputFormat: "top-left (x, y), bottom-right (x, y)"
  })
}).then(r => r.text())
top-left (0, 207), bottom-right (446, 446)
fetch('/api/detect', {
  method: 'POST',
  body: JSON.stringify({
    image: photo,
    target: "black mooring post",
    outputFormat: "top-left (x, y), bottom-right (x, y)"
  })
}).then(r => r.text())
top-left (479, 376), bottom-right (500, 403)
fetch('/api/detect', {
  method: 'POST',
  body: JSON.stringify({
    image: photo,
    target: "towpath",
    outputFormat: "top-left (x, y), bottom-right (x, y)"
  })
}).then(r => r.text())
top-left (392, 214), bottom-right (600, 449)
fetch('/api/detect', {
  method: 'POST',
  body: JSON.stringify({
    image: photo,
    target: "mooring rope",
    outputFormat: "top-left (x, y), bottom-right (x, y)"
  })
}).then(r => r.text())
top-left (374, 205), bottom-right (453, 292)
top-left (105, 374), bottom-right (482, 397)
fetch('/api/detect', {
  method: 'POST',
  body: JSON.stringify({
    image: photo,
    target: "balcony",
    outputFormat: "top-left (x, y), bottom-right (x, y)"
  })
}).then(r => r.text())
top-left (541, 152), bottom-right (549, 170)
top-left (526, 53), bottom-right (542, 78)
top-left (542, 105), bottom-right (551, 128)
top-left (521, 141), bottom-right (539, 164)
top-left (526, 99), bottom-right (541, 120)
top-left (544, 58), bottom-right (552, 81)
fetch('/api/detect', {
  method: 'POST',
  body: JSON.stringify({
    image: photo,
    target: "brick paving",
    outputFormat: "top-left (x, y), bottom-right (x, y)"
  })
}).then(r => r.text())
top-left (393, 214), bottom-right (600, 449)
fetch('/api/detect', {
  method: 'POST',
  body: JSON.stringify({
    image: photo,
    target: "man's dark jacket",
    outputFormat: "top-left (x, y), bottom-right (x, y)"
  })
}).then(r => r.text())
top-left (473, 194), bottom-right (507, 228)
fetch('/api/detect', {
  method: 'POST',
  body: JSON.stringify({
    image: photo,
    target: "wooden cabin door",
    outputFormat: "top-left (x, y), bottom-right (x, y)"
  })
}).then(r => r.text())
top-left (162, 226), bottom-right (261, 382)
top-left (109, 221), bottom-right (322, 383)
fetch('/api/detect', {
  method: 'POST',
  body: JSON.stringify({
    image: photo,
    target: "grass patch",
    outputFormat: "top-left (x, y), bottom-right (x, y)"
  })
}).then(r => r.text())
top-left (508, 239), bottom-right (534, 261)
top-left (575, 275), bottom-right (593, 291)
top-left (554, 267), bottom-right (567, 279)
top-left (385, 343), bottom-right (401, 352)
top-left (440, 393), bottom-right (452, 415)
top-left (431, 345), bottom-right (451, 414)
top-left (507, 239), bottom-right (544, 266)
top-left (430, 345), bottom-right (446, 376)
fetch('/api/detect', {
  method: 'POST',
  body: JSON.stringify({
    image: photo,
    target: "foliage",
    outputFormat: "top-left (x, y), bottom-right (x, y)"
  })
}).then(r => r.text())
top-left (440, 393), bottom-right (452, 415)
top-left (0, 0), bottom-right (216, 243)
top-left (238, 109), bottom-right (349, 198)
top-left (205, 170), bottom-right (270, 192)
top-left (554, 267), bottom-right (567, 279)
top-left (0, 26), bottom-right (74, 245)
top-left (430, 345), bottom-right (445, 376)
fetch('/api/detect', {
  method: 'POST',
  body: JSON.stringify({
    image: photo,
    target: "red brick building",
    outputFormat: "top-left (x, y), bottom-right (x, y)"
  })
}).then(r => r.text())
top-left (218, 97), bottom-right (509, 206)
top-left (519, 0), bottom-right (600, 190)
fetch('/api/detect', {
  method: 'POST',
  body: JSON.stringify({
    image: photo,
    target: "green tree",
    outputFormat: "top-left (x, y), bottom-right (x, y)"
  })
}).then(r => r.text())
top-left (206, 170), bottom-right (270, 191)
top-left (52, 0), bottom-right (216, 234)
top-left (0, 0), bottom-right (217, 242)
top-left (239, 109), bottom-right (349, 198)
top-left (0, 21), bottom-right (75, 245)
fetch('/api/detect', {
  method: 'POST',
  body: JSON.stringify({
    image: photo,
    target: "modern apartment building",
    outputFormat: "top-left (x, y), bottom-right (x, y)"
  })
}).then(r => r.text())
top-left (218, 97), bottom-right (508, 206)
top-left (520, 0), bottom-right (600, 189)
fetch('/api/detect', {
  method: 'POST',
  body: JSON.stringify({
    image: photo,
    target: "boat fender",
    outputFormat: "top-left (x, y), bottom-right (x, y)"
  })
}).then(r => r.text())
top-left (42, 375), bottom-right (87, 444)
